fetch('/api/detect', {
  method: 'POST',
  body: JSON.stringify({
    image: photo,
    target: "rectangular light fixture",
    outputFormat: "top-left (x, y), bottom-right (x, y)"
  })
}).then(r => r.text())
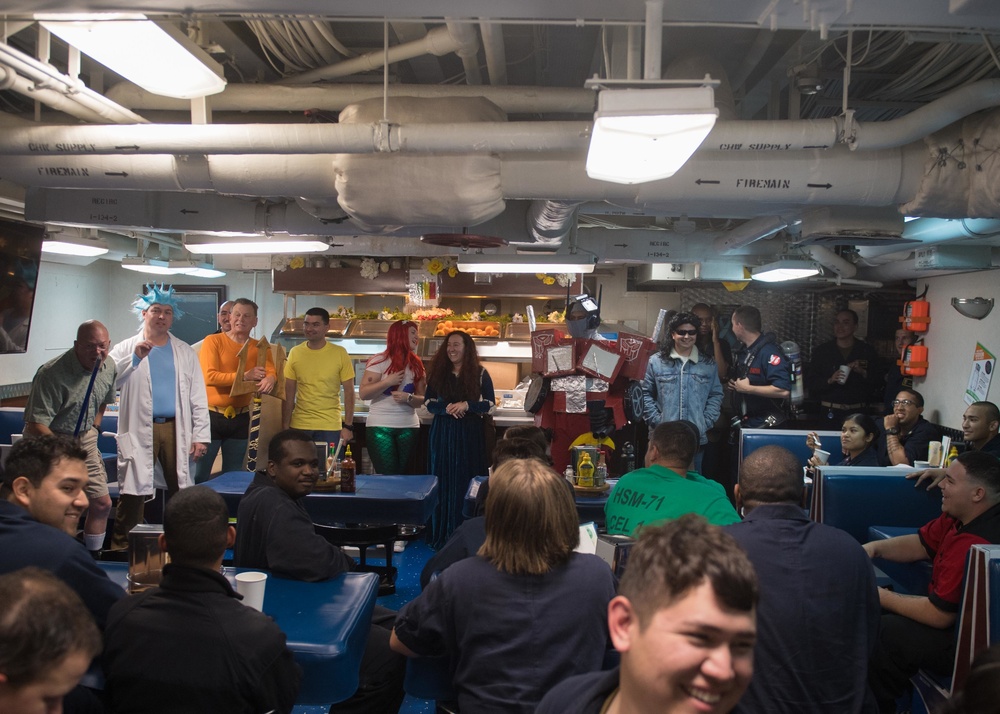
top-left (751, 259), bottom-right (821, 283)
top-left (586, 86), bottom-right (718, 185)
top-left (168, 260), bottom-right (226, 278)
top-left (457, 254), bottom-right (596, 274)
top-left (121, 256), bottom-right (185, 275)
top-left (38, 14), bottom-right (226, 99)
top-left (42, 236), bottom-right (109, 257)
top-left (184, 235), bottom-right (329, 255)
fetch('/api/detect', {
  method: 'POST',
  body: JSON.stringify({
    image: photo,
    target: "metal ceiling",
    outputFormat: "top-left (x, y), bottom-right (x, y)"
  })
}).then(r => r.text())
top-left (1, 0), bottom-right (1000, 283)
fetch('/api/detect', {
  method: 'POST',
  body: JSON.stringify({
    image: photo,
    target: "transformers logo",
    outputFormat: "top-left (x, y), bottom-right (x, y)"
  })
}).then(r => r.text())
top-left (618, 335), bottom-right (642, 361)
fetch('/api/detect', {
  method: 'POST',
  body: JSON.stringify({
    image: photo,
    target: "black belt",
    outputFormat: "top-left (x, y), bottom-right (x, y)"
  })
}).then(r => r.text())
top-left (821, 401), bottom-right (863, 411)
top-left (153, 416), bottom-right (175, 424)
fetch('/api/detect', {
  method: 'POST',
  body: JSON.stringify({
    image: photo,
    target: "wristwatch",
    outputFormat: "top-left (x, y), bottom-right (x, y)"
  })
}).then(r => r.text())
top-left (886, 427), bottom-right (900, 436)
top-left (342, 424), bottom-right (354, 432)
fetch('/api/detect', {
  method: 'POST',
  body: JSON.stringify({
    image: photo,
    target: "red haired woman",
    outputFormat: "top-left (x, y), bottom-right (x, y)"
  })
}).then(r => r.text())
top-left (359, 320), bottom-right (426, 474)
top-left (424, 331), bottom-right (495, 548)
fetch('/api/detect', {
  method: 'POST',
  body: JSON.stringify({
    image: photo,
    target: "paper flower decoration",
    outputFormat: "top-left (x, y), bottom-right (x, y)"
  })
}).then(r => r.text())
top-left (289, 256), bottom-right (305, 270)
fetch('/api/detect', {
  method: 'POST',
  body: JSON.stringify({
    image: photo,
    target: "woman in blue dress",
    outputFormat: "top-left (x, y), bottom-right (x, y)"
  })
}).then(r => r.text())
top-left (425, 330), bottom-right (495, 548)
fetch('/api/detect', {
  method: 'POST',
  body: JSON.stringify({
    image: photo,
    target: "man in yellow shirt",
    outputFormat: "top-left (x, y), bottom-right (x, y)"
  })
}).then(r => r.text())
top-left (282, 308), bottom-right (355, 451)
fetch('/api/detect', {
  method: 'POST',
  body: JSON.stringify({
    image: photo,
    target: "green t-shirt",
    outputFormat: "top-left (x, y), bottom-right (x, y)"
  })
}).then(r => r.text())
top-left (24, 349), bottom-right (117, 434)
top-left (604, 464), bottom-right (740, 536)
top-left (283, 341), bottom-right (355, 430)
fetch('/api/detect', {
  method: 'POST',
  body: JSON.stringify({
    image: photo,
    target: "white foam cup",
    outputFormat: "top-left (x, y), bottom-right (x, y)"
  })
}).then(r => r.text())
top-left (813, 448), bottom-right (831, 465)
top-left (235, 571), bottom-right (268, 611)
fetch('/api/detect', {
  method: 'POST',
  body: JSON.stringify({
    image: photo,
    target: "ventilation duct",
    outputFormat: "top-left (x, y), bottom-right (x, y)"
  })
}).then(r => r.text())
top-left (332, 96), bottom-right (507, 231)
top-left (797, 206), bottom-right (907, 246)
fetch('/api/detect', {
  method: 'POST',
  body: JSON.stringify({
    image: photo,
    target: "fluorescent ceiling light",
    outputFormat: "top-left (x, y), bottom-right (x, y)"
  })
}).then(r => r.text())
top-left (184, 236), bottom-right (329, 255)
top-left (751, 259), bottom-right (821, 283)
top-left (38, 14), bottom-right (226, 99)
top-left (586, 86), bottom-right (719, 185)
top-left (168, 260), bottom-right (226, 278)
top-left (121, 256), bottom-right (186, 275)
top-left (41, 237), bottom-right (108, 257)
top-left (457, 254), bottom-right (596, 274)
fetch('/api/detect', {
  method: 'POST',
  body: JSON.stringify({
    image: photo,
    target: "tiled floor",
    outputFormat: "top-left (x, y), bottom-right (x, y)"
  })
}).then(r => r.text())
top-left (383, 539), bottom-right (438, 714)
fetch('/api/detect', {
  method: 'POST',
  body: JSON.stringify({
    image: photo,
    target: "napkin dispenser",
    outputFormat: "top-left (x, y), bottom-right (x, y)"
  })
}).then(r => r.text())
top-left (128, 524), bottom-right (169, 594)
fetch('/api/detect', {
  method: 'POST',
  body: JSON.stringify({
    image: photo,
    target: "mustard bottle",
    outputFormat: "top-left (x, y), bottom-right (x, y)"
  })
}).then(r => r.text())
top-left (577, 453), bottom-right (595, 488)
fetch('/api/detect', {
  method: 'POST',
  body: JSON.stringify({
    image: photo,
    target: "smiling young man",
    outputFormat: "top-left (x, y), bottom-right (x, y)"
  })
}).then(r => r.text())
top-left (878, 388), bottom-right (940, 466)
top-left (864, 451), bottom-right (1000, 712)
top-left (233, 429), bottom-right (405, 714)
top-left (0, 435), bottom-right (123, 630)
top-left (537, 514), bottom-right (759, 714)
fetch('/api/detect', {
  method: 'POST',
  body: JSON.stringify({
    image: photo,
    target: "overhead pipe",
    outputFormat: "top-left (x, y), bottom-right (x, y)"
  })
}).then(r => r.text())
top-left (8, 79), bottom-right (1000, 156)
top-left (806, 244), bottom-right (857, 278)
top-left (713, 216), bottom-right (788, 254)
top-left (0, 65), bottom-right (111, 124)
top-left (856, 218), bottom-right (1000, 263)
top-left (479, 20), bottom-right (507, 86)
top-left (644, 1), bottom-right (663, 80)
top-left (279, 22), bottom-right (479, 85)
top-left (105, 81), bottom-right (598, 114)
top-left (446, 21), bottom-right (482, 86)
top-left (0, 41), bottom-right (147, 124)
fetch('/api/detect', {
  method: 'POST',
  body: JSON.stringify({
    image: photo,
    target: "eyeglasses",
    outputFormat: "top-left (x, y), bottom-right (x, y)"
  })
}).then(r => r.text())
top-left (673, 329), bottom-right (698, 336)
top-left (892, 399), bottom-right (918, 407)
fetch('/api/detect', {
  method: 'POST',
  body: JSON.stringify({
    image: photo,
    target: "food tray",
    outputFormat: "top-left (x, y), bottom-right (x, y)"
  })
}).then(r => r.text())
top-left (573, 483), bottom-right (610, 495)
top-left (432, 320), bottom-right (501, 337)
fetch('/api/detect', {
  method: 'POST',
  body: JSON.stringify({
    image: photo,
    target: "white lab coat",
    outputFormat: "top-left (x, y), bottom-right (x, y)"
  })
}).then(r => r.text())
top-left (109, 331), bottom-right (211, 496)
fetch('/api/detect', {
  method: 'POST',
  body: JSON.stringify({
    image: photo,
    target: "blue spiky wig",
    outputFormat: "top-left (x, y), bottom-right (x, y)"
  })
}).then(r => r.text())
top-left (131, 283), bottom-right (184, 320)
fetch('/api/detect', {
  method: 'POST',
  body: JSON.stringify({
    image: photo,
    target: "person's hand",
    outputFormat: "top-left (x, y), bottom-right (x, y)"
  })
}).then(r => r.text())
top-left (257, 375), bottom-right (276, 394)
top-left (729, 377), bottom-right (751, 393)
top-left (806, 455), bottom-right (821, 468)
top-left (862, 542), bottom-right (879, 559)
top-left (828, 368), bottom-right (845, 384)
top-left (876, 586), bottom-right (892, 607)
top-left (190, 442), bottom-right (208, 460)
top-left (446, 401), bottom-right (468, 418)
top-left (340, 426), bottom-right (353, 443)
top-left (806, 431), bottom-right (821, 449)
top-left (391, 391), bottom-right (410, 404)
top-left (384, 371), bottom-right (405, 387)
top-left (883, 414), bottom-right (899, 430)
top-left (906, 467), bottom-right (947, 490)
top-left (134, 340), bottom-right (154, 360)
top-left (244, 366), bottom-right (266, 382)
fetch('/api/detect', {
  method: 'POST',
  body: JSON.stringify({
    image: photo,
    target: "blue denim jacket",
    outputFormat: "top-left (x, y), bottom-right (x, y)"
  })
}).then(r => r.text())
top-left (641, 348), bottom-right (724, 445)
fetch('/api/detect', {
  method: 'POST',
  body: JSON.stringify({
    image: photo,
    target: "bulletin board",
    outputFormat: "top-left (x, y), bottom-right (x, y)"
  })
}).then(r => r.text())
top-left (144, 284), bottom-right (226, 345)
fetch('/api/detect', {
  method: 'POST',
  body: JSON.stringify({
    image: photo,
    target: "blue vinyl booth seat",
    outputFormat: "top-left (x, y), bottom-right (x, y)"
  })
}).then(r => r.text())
top-left (810, 466), bottom-right (943, 543)
top-left (739, 428), bottom-right (843, 467)
top-left (868, 525), bottom-right (933, 596)
top-left (910, 544), bottom-right (1000, 713)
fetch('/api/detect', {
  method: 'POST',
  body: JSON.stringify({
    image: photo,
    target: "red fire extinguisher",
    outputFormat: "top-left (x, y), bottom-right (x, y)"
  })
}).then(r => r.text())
top-left (900, 287), bottom-right (931, 332)
top-left (899, 342), bottom-right (929, 377)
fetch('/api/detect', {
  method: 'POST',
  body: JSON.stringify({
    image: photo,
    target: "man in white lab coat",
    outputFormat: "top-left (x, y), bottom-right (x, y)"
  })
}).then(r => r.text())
top-left (107, 285), bottom-right (210, 552)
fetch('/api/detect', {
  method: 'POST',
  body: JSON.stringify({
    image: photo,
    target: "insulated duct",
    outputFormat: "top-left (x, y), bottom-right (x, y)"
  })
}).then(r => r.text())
top-left (524, 200), bottom-right (584, 245)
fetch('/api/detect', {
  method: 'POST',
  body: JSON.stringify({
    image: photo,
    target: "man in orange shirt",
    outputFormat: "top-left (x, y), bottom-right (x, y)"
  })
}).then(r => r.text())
top-left (195, 298), bottom-right (275, 482)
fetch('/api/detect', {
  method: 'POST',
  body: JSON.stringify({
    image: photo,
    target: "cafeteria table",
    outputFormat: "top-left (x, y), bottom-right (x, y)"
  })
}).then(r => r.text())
top-left (98, 562), bottom-right (379, 705)
top-left (205, 471), bottom-right (439, 525)
top-left (464, 475), bottom-right (610, 527)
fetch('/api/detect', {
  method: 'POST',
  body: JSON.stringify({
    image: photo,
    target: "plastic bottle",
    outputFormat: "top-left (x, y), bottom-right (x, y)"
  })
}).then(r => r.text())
top-left (943, 445), bottom-right (959, 468)
top-left (324, 444), bottom-right (336, 480)
top-left (340, 445), bottom-right (356, 493)
top-left (595, 452), bottom-right (608, 487)
top-left (563, 465), bottom-right (576, 486)
top-left (577, 453), bottom-right (595, 488)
